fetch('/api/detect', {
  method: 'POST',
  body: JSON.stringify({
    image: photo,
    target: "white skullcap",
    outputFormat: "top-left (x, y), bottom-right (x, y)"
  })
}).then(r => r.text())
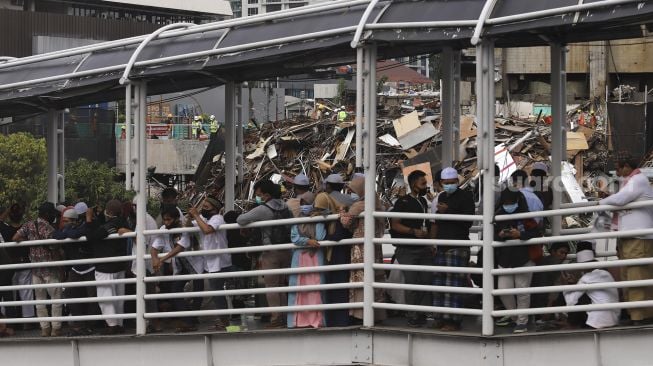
top-left (576, 250), bottom-right (595, 263)
top-left (74, 202), bottom-right (88, 215)
top-left (63, 209), bottom-right (79, 219)
top-left (441, 167), bottom-right (458, 180)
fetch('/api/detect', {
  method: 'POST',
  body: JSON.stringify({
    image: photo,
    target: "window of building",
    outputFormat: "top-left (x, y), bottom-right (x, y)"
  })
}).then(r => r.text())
top-left (266, 4), bottom-right (281, 12)
top-left (248, 0), bottom-right (259, 4)
top-left (288, 3), bottom-right (306, 8)
top-left (247, 7), bottom-right (259, 16)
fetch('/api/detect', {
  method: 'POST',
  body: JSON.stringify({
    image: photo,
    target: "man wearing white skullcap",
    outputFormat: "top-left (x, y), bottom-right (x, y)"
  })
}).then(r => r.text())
top-left (563, 241), bottom-right (619, 329)
top-left (431, 167), bottom-right (475, 331)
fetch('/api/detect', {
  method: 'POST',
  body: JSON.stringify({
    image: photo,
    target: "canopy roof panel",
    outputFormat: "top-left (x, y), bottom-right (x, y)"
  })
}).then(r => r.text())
top-left (0, 0), bottom-right (651, 117)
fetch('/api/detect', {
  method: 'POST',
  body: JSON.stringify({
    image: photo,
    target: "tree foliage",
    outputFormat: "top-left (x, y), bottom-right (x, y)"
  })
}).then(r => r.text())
top-left (63, 158), bottom-right (128, 206)
top-left (0, 133), bottom-right (47, 209)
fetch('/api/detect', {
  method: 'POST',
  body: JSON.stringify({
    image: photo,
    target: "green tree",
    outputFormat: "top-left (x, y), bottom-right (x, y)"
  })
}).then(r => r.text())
top-left (377, 75), bottom-right (389, 93)
top-left (63, 158), bottom-right (129, 206)
top-left (0, 133), bottom-right (47, 209)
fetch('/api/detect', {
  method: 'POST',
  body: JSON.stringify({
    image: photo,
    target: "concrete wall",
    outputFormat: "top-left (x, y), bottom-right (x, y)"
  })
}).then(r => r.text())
top-left (504, 38), bottom-right (653, 74)
top-left (116, 139), bottom-right (209, 175)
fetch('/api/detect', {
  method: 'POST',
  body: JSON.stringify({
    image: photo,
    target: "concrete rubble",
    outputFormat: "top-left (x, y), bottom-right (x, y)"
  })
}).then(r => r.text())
top-left (191, 97), bottom-right (610, 215)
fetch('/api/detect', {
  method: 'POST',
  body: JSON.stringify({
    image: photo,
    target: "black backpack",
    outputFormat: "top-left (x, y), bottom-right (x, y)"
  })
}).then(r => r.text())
top-left (263, 204), bottom-right (293, 244)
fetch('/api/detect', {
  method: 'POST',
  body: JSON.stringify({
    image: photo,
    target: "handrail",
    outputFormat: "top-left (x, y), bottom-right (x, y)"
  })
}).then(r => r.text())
top-left (492, 226), bottom-right (653, 248)
top-left (374, 211), bottom-right (482, 222)
top-left (494, 199), bottom-right (653, 221)
top-left (145, 283), bottom-right (363, 300)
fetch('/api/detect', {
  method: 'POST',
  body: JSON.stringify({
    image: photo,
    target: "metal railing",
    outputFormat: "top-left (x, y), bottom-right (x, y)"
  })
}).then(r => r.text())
top-left (0, 199), bottom-right (652, 337)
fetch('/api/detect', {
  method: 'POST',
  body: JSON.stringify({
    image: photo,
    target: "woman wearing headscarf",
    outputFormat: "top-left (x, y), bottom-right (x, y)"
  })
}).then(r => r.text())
top-left (341, 176), bottom-right (387, 324)
top-left (288, 192), bottom-right (326, 328)
top-left (314, 191), bottom-right (351, 326)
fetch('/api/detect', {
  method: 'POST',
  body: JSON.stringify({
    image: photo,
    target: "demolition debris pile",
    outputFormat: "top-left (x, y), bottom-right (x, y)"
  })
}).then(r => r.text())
top-left (196, 103), bottom-right (609, 210)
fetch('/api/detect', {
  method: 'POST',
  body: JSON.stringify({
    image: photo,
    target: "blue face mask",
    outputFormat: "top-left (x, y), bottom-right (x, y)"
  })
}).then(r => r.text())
top-left (443, 184), bottom-right (458, 194)
top-left (300, 205), bottom-right (313, 216)
top-left (350, 193), bottom-right (360, 201)
top-left (503, 203), bottom-right (519, 214)
top-left (255, 196), bottom-right (263, 205)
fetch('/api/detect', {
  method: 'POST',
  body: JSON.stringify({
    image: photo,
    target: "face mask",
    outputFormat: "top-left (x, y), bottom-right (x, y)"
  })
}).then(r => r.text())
top-left (103, 211), bottom-right (116, 221)
top-left (300, 205), bottom-right (313, 216)
top-left (350, 193), bottom-right (360, 201)
top-left (255, 196), bottom-right (264, 205)
top-left (201, 209), bottom-right (214, 218)
top-left (443, 184), bottom-right (458, 194)
top-left (502, 203), bottom-right (519, 214)
top-left (9, 213), bottom-right (22, 223)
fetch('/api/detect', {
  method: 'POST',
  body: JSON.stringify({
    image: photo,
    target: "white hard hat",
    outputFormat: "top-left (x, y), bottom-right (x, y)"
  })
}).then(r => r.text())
top-left (341, 106), bottom-right (345, 109)
top-left (210, 115), bottom-right (215, 120)
top-left (194, 116), bottom-right (200, 121)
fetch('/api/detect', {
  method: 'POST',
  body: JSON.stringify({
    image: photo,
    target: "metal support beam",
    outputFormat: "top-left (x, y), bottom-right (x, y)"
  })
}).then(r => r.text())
top-left (453, 50), bottom-right (462, 162)
top-left (477, 39), bottom-right (496, 337)
top-left (57, 110), bottom-right (65, 203)
top-left (355, 47), bottom-right (365, 169)
top-left (133, 85), bottom-right (141, 194)
top-left (236, 84), bottom-right (245, 186)
top-left (550, 43), bottom-right (567, 237)
top-left (225, 81), bottom-right (236, 211)
top-left (125, 84), bottom-right (133, 190)
top-left (363, 44), bottom-right (377, 329)
top-left (46, 110), bottom-right (59, 204)
top-left (442, 47), bottom-right (455, 167)
top-left (135, 81), bottom-right (148, 336)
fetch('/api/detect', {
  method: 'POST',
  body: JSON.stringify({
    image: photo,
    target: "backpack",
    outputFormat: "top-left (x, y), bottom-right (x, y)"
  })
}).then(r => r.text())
top-left (263, 204), bottom-right (293, 244)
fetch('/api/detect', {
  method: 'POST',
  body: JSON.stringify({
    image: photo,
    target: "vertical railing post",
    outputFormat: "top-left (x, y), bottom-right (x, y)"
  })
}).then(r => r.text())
top-left (363, 44), bottom-right (377, 328)
top-left (135, 81), bottom-right (148, 336)
top-left (225, 81), bottom-right (236, 212)
top-left (478, 39), bottom-right (496, 337)
top-left (550, 43), bottom-right (567, 237)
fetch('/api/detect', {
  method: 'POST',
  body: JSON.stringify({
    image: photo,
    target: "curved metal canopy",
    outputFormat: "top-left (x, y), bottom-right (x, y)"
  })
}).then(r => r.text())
top-left (0, 0), bottom-right (651, 117)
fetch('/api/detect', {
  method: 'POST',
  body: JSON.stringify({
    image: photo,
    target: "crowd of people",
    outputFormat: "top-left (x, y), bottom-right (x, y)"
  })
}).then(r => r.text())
top-left (0, 150), bottom-right (651, 337)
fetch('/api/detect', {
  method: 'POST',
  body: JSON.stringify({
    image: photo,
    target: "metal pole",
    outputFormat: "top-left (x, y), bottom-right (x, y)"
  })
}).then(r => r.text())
top-left (478, 39), bottom-right (496, 337)
top-left (237, 84), bottom-right (245, 186)
top-left (225, 81), bottom-right (236, 211)
top-left (550, 43), bottom-right (567, 237)
top-left (453, 50), bottom-right (462, 162)
top-left (363, 45), bottom-right (377, 328)
top-left (58, 110), bottom-right (65, 203)
top-left (135, 81), bottom-right (148, 336)
top-left (46, 110), bottom-right (58, 204)
top-left (442, 47), bottom-right (455, 167)
top-left (355, 47), bottom-right (365, 169)
top-left (125, 84), bottom-right (132, 190)
top-left (133, 85), bottom-right (141, 194)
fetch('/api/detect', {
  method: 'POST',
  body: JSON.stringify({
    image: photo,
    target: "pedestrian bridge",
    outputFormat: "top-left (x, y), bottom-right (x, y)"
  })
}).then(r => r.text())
top-left (1, 1), bottom-right (653, 365)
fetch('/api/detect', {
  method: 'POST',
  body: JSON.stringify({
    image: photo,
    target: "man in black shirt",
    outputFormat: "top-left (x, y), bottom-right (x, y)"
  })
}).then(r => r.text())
top-left (432, 167), bottom-right (475, 331)
top-left (390, 170), bottom-right (433, 327)
top-left (86, 200), bottom-right (131, 334)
